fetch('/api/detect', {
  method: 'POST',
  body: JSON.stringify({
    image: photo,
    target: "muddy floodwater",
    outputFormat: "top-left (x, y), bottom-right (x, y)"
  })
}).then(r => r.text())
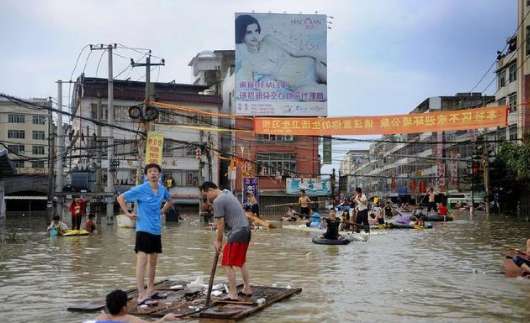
top-left (1, 212), bottom-right (530, 322)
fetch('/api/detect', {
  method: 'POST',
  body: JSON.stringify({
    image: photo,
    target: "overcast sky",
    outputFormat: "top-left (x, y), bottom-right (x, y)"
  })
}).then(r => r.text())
top-left (0, 0), bottom-right (518, 169)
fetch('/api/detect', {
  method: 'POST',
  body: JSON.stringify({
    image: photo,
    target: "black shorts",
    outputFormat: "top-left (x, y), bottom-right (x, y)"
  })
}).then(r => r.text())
top-left (300, 207), bottom-right (311, 217)
top-left (135, 231), bottom-right (162, 254)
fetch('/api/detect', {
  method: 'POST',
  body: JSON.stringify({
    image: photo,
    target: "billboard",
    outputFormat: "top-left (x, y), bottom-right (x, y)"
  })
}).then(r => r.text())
top-left (286, 177), bottom-right (330, 196)
top-left (242, 177), bottom-right (258, 204)
top-left (235, 13), bottom-right (327, 116)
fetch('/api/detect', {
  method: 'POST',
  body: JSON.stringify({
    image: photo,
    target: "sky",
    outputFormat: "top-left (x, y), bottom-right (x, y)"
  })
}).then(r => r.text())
top-left (0, 0), bottom-right (518, 170)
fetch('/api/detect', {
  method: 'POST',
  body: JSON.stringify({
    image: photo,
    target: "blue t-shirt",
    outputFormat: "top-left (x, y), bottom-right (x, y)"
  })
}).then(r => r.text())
top-left (123, 182), bottom-right (169, 235)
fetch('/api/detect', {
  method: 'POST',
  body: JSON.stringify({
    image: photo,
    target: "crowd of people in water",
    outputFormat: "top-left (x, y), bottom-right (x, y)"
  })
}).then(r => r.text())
top-left (279, 186), bottom-right (456, 241)
top-left (39, 164), bottom-right (529, 322)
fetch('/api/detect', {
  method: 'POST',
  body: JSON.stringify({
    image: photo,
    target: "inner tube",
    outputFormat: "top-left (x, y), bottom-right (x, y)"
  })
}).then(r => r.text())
top-left (387, 223), bottom-right (433, 229)
top-left (423, 214), bottom-right (453, 222)
top-left (62, 229), bottom-right (90, 236)
top-left (312, 236), bottom-right (351, 245)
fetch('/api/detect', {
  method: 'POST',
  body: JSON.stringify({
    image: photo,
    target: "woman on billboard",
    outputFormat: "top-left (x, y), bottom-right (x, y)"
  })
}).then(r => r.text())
top-left (235, 14), bottom-right (327, 101)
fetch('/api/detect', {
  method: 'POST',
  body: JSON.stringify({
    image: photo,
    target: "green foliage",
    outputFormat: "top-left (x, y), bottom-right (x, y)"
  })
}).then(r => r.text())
top-left (497, 141), bottom-right (530, 180)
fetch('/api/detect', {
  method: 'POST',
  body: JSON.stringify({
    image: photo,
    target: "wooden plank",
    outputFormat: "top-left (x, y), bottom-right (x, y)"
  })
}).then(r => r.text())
top-left (198, 285), bottom-right (302, 320)
top-left (233, 287), bottom-right (301, 320)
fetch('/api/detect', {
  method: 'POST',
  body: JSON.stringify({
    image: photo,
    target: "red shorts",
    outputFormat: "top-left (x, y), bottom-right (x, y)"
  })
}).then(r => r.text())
top-left (222, 242), bottom-right (249, 267)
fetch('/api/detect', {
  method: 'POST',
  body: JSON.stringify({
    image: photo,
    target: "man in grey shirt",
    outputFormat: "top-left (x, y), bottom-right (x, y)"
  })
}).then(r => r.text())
top-left (201, 181), bottom-right (252, 301)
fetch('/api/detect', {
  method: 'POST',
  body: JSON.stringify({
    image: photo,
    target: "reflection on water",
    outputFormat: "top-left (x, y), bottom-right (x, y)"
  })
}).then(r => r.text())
top-left (1, 212), bottom-right (530, 322)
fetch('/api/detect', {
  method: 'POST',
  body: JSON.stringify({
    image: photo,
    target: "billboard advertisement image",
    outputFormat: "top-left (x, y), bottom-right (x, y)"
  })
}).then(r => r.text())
top-left (235, 12), bottom-right (327, 116)
top-left (286, 177), bottom-right (330, 196)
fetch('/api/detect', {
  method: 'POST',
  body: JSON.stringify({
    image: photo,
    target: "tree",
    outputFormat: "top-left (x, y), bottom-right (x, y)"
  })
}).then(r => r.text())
top-left (497, 141), bottom-right (530, 180)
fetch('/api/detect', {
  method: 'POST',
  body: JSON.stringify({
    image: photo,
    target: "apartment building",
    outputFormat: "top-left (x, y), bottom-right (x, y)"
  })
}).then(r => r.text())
top-left (0, 97), bottom-right (51, 175)
top-left (353, 93), bottom-right (494, 199)
top-left (71, 77), bottom-right (221, 203)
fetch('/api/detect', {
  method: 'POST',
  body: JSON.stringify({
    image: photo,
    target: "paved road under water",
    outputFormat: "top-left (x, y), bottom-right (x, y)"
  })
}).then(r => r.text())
top-left (1, 211), bottom-right (530, 322)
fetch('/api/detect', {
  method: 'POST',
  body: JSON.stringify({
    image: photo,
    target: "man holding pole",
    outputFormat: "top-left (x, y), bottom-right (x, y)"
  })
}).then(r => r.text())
top-left (200, 181), bottom-right (252, 301)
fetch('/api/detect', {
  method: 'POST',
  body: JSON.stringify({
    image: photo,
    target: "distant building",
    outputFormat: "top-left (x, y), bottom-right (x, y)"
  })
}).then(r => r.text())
top-left (354, 93), bottom-right (494, 199)
top-left (189, 50), bottom-right (321, 206)
top-left (338, 149), bottom-right (369, 194)
top-left (71, 76), bottom-right (221, 204)
top-left (0, 97), bottom-right (52, 175)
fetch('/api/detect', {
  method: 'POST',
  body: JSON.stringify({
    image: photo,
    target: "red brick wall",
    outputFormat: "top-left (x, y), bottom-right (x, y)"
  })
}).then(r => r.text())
top-left (234, 118), bottom-right (320, 192)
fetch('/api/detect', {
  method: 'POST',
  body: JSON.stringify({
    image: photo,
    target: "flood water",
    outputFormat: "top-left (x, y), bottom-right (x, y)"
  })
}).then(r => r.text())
top-left (1, 211), bottom-right (530, 322)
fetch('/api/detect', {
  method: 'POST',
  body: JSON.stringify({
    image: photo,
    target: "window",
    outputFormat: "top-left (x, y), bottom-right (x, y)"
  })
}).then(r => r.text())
top-left (8, 114), bottom-right (25, 123)
top-left (170, 170), bottom-right (199, 186)
top-left (508, 92), bottom-right (517, 112)
top-left (32, 115), bottom-right (46, 125)
top-left (189, 115), bottom-right (212, 125)
top-left (32, 130), bottom-right (46, 140)
top-left (114, 139), bottom-right (137, 156)
top-left (256, 153), bottom-right (296, 176)
top-left (91, 104), bottom-right (109, 121)
top-left (159, 111), bottom-right (176, 124)
top-left (32, 145), bottom-right (45, 155)
top-left (114, 105), bottom-right (131, 121)
top-left (13, 160), bottom-right (25, 168)
top-left (31, 161), bottom-right (45, 168)
top-left (498, 69), bottom-right (506, 88)
top-left (8, 130), bottom-right (25, 139)
top-left (256, 134), bottom-right (294, 142)
top-left (497, 97), bottom-right (506, 106)
top-left (7, 144), bottom-right (24, 154)
top-left (509, 62), bottom-right (517, 82)
top-left (186, 146), bottom-right (198, 157)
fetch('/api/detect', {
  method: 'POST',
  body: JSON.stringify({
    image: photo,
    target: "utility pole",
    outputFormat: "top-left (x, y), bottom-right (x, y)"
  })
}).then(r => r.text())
top-left (95, 96), bottom-right (102, 194)
top-left (55, 81), bottom-right (65, 219)
top-left (483, 144), bottom-right (490, 217)
top-left (331, 168), bottom-right (336, 207)
top-left (131, 53), bottom-right (165, 183)
top-left (207, 132), bottom-right (213, 181)
top-left (90, 43), bottom-right (117, 224)
top-left (47, 97), bottom-right (55, 221)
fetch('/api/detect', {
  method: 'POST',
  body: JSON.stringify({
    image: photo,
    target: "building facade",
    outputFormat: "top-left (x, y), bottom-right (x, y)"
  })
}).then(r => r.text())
top-left (71, 77), bottom-right (221, 204)
top-left (353, 93), bottom-right (494, 200)
top-left (189, 50), bottom-right (321, 205)
top-left (338, 149), bottom-right (369, 194)
top-left (0, 97), bottom-right (51, 175)
top-left (496, 0), bottom-right (530, 142)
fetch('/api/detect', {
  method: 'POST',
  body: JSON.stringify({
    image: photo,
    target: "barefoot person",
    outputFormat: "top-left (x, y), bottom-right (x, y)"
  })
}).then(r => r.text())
top-left (200, 181), bottom-right (252, 300)
top-left (117, 163), bottom-right (173, 305)
top-left (298, 189), bottom-right (312, 219)
top-left (512, 239), bottom-right (530, 275)
top-left (95, 289), bottom-right (178, 322)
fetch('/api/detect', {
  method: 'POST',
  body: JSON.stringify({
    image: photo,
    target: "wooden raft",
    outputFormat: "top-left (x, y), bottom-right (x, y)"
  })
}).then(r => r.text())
top-left (67, 280), bottom-right (301, 321)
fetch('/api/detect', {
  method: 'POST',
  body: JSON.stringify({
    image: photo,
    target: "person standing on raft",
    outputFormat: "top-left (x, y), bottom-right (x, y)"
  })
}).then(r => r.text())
top-left (298, 189), bottom-right (312, 219)
top-left (117, 163), bottom-right (173, 305)
top-left (201, 181), bottom-right (253, 301)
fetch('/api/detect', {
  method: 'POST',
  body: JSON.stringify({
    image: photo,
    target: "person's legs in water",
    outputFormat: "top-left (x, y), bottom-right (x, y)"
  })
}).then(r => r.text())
top-left (136, 252), bottom-right (148, 303)
top-left (76, 215), bottom-right (82, 230)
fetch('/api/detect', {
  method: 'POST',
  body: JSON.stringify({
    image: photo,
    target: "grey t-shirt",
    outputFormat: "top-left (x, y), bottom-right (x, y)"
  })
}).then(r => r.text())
top-left (213, 190), bottom-right (249, 239)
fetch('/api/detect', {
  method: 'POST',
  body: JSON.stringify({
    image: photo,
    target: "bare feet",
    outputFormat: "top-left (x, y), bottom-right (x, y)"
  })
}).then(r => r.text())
top-left (240, 287), bottom-right (253, 296)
